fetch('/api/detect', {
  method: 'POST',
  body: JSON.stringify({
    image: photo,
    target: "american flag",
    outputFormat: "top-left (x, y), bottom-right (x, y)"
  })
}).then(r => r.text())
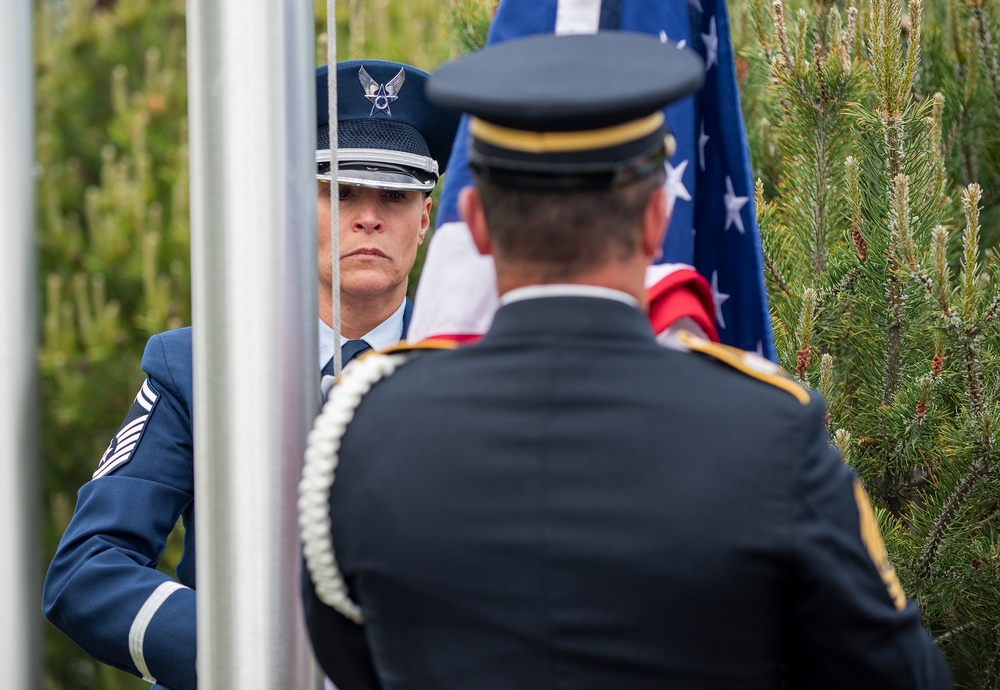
top-left (420, 0), bottom-right (774, 360)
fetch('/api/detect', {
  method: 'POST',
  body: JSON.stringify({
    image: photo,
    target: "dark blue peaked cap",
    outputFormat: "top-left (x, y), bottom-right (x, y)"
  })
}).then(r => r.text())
top-left (316, 61), bottom-right (461, 191)
top-left (427, 32), bottom-right (705, 190)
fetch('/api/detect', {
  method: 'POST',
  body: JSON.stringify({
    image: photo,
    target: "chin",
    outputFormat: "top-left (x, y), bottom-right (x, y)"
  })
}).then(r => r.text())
top-left (341, 276), bottom-right (399, 299)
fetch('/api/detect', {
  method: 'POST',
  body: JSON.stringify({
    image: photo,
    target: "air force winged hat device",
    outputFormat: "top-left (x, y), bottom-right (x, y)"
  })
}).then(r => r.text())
top-left (426, 32), bottom-right (705, 190)
top-left (316, 60), bottom-right (461, 191)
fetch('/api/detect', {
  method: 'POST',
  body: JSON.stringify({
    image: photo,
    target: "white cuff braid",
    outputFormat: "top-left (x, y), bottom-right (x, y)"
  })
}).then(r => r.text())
top-left (298, 351), bottom-right (411, 623)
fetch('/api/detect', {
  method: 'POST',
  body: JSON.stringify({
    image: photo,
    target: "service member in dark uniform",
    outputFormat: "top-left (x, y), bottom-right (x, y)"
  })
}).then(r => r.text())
top-left (43, 61), bottom-right (458, 690)
top-left (299, 32), bottom-right (953, 690)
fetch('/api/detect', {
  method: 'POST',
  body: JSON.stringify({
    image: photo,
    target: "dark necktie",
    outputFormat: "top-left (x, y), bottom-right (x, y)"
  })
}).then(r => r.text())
top-left (322, 339), bottom-right (372, 377)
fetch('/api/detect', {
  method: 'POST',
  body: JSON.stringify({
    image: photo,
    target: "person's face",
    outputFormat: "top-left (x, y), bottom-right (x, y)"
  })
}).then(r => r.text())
top-left (317, 182), bottom-right (431, 299)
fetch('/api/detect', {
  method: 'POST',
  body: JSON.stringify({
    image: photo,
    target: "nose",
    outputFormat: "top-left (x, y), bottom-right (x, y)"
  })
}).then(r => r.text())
top-left (351, 195), bottom-right (384, 234)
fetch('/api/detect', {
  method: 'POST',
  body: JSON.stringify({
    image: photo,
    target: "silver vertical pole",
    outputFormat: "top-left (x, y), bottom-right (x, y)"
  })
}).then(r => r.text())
top-left (0, 1), bottom-right (40, 688)
top-left (186, 0), bottom-right (319, 686)
top-left (328, 0), bottom-right (342, 376)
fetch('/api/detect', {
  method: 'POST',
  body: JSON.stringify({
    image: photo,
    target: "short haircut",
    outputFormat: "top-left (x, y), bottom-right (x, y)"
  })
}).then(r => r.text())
top-left (471, 169), bottom-right (665, 280)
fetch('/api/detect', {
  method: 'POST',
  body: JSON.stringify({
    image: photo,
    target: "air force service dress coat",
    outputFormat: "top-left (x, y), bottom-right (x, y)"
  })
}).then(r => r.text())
top-left (305, 295), bottom-right (952, 690)
top-left (43, 301), bottom-right (412, 690)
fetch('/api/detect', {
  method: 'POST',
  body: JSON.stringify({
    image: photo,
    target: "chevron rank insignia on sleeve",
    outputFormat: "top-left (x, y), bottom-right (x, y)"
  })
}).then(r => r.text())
top-left (93, 379), bottom-right (160, 479)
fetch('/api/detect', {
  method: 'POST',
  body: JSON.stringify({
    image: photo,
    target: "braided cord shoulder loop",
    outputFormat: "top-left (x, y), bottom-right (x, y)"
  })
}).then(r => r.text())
top-left (298, 351), bottom-right (412, 623)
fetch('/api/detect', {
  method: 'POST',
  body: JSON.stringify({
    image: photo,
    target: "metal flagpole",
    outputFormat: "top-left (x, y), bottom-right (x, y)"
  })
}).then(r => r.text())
top-left (186, 0), bottom-right (320, 686)
top-left (328, 0), bottom-right (342, 376)
top-left (0, 0), bottom-right (41, 688)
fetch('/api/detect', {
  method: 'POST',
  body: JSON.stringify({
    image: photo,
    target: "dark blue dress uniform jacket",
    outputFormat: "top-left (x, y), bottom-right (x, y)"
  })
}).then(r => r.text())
top-left (305, 296), bottom-right (952, 690)
top-left (44, 301), bottom-right (411, 690)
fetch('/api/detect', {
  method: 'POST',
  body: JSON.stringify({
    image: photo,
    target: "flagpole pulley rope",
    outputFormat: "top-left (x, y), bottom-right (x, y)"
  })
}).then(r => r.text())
top-left (328, 0), bottom-right (342, 376)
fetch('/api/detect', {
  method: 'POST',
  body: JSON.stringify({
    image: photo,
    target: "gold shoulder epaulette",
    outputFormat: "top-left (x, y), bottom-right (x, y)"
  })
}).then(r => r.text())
top-left (377, 338), bottom-right (461, 355)
top-left (676, 330), bottom-right (810, 405)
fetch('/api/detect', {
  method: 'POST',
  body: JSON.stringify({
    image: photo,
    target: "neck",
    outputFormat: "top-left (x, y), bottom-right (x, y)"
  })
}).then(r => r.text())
top-left (319, 286), bottom-right (406, 339)
top-left (495, 255), bottom-right (649, 311)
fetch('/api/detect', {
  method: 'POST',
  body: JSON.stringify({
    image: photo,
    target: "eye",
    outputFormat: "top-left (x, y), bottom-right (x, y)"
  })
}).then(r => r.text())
top-left (338, 186), bottom-right (353, 201)
top-left (383, 190), bottom-right (407, 202)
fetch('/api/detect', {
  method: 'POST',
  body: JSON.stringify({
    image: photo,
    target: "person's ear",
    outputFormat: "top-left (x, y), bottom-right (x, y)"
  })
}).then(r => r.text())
top-left (642, 186), bottom-right (668, 262)
top-left (417, 194), bottom-right (432, 245)
top-left (459, 186), bottom-right (493, 256)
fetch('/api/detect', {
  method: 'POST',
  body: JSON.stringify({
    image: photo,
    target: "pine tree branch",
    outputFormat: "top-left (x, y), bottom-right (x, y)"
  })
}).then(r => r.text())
top-left (943, 104), bottom-right (964, 163)
top-left (969, 502), bottom-right (1000, 532)
top-left (958, 333), bottom-right (986, 421)
top-left (884, 119), bottom-right (905, 182)
top-left (814, 265), bottom-right (861, 314)
top-left (982, 184), bottom-right (1000, 211)
top-left (935, 621), bottom-right (974, 645)
top-left (907, 267), bottom-right (934, 301)
top-left (915, 460), bottom-right (988, 582)
top-left (970, 5), bottom-right (1000, 120)
top-left (883, 261), bottom-right (904, 404)
top-left (810, 142), bottom-right (829, 276)
top-left (985, 632), bottom-right (1000, 690)
top-left (984, 292), bottom-right (1000, 325)
top-left (892, 469), bottom-right (930, 493)
top-left (763, 251), bottom-right (792, 296)
top-left (963, 140), bottom-right (979, 189)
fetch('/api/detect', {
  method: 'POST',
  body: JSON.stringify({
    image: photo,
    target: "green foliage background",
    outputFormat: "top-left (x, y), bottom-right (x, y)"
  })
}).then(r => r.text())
top-left (734, 0), bottom-right (1000, 685)
top-left (36, 0), bottom-right (1000, 687)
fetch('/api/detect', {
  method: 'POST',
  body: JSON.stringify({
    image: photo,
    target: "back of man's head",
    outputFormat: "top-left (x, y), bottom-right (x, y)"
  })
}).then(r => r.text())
top-left (473, 173), bottom-right (665, 281)
top-left (427, 32), bottom-right (704, 282)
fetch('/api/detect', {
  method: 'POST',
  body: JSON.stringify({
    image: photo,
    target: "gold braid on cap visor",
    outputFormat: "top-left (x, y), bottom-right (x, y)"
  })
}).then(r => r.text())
top-left (469, 112), bottom-right (667, 155)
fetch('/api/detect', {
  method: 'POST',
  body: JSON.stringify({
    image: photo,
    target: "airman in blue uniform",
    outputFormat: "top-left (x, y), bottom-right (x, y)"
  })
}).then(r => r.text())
top-left (43, 60), bottom-right (459, 690)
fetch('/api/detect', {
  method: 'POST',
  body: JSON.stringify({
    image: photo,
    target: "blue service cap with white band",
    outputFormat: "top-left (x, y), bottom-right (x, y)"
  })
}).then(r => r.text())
top-left (316, 61), bottom-right (461, 192)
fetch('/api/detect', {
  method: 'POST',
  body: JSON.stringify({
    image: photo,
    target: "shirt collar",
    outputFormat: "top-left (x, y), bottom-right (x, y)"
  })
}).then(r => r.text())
top-left (354, 298), bottom-right (408, 350)
top-left (318, 298), bottom-right (407, 369)
top-left (500, 284), bottom-right (640, 308)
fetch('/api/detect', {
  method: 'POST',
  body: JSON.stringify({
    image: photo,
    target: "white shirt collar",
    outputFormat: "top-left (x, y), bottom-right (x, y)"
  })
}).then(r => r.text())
top-left (500, 284), bottom-right (640, 308)
top-left (354, 298), bottom-right (408, 350)
top-left (318, 298), bottom-right (407, 369)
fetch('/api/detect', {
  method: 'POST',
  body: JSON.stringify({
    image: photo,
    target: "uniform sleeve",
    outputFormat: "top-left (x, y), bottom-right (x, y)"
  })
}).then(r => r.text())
top-left (302, 567), bottom-right (381, 690)
top-left (43, 332), bottom-right (198, 690)
top-left (786, 397), bottom-right (953, 689)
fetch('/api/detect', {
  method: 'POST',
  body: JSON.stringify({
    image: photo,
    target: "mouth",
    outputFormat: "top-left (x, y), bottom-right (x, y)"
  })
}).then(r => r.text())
top-left (343, 248), bottom-right (389, 259)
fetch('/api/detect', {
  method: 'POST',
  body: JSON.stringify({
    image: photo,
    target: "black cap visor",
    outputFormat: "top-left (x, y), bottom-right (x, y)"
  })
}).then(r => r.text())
top-left (316, 150), bottom-right (439, 191)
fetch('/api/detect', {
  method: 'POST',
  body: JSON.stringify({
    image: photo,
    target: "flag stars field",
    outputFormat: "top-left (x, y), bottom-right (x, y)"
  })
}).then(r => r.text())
top-left (665, 160), bottom-right (691, 212)
top-left (701, 16), bottom-right (718, 70)
top-left (711, 270), bottom-right (730, 329)
top-left (723, 175), bottom-right (748, 234)
top-left (660, 29), bottom-right (687, 50)
top-left (698, 122), bottom-right (709, 171)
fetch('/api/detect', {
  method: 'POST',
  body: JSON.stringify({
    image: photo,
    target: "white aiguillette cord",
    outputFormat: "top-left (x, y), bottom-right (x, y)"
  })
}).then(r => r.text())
top-left (298, 352), bottom-right (411, 623)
